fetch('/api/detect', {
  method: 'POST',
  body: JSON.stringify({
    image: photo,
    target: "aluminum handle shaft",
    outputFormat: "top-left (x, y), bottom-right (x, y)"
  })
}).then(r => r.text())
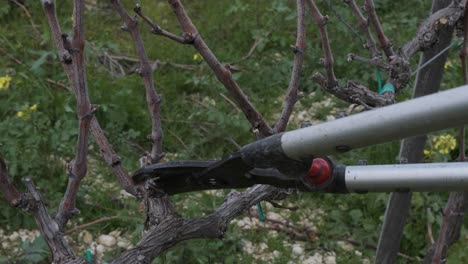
top-left (241, 85), bottom-right (468, 171)
top-left (344, 162), bottom-right (468, 192)
top-left (282, 85), bottom-right (468, 160)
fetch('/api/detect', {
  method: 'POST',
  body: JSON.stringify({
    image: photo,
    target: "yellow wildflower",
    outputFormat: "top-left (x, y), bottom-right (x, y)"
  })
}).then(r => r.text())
top-left (434, 134), bottom-right (456, 154)
top-left (0, 76), bottom-right (12, 90)
top-left (444, 61), bottom-right (453, 70)
top-left (17, 111), bottom-right (24, 118)
top-left (30, 104), bottom-right (38, 111)
top-left (423, 149), bottom-right (436, 160)
top-left (193, 53), bottom-right (202, 61)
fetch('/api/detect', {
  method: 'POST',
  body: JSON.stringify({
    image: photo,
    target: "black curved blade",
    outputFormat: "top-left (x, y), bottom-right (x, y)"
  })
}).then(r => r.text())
top-left (132, 153), bottom-right (306, 195)
top-left (132, 160), bottom-right (215, 184)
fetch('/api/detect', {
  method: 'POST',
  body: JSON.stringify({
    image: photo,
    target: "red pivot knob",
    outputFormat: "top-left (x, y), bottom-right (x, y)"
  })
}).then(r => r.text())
top-left (304, 158), bottom-right (332, 185)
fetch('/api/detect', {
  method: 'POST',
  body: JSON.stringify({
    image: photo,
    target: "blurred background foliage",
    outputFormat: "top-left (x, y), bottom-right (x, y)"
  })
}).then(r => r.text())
top-left (1, 0), bottom-right (467, 263)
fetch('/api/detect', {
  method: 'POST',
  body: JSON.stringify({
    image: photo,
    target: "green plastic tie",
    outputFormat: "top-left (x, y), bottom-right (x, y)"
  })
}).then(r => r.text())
top-left (376, 68), bottom-right (382, 92)
top-left (85, 249), bottom-right (92, 263)
top-left (256, 203), bottom-right (266, 222)
top-left (379, 83), bottom-right (395, 94)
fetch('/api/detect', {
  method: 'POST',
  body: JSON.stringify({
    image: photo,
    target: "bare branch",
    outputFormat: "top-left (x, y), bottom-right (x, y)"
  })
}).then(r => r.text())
top-left (302, 0), bottom-right (394, 108)
top-left (364, 0), bottom-right (395, 58)
top-left (312, 74), bottom-right (394, 107)
top-left (425, 192), bottom-right (468, 263)
top-left (89, 119), bottom-right (138, 195)
top-left (1, 157), bottom-right (83, 262)
top-left (23, 178), bottom-right (86, 263)
top-left (360, 0), bottom-right (413, 92)
top-left (41, 0), bottom-right (73, 67)
top-left (111, 185), bottom-right (287, 262)
top-left (41, 0), bottom-right (138, 196)
top-left (345, 0), bottom-right (381, 59)
top-left (167, 0), bottom-right (272, 136)
top-left (134, 4), bottom-right (191, 44)
top-left (309, 0), bottom-right (457, 104)
top-left (54, 0), bottom-right (95, 229)
top-left (111, 0), bottom-right (164, 165)
top-left (457, 11), bottom-right (466, 159)
top-left (274, 0), bottom-right (307, 133)
top-left (460, 0), bottom-right (468, 87)
top-left (304, 0), bottom-right (337, 88)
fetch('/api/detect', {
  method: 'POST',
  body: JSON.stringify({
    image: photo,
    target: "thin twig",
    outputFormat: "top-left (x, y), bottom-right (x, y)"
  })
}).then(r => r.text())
top-left (249, 207), bottom-right (417, 261)
top-left (345, 239), bottom-right (417, 261)
top-left (226, 137), bottom-right (242, 150)
top-left (219, 93), bottom-right (241, 113)
top-left (274, 0), bottom-right (306, 133)
top-left (347, 53), bottom-right (388, 69)
top-left (166, 129), bottom-right (190, 152)
top-left (11, 0), bottom-right (42, 40)
top-left (241, 38), bottom-right (262, 61)
top-left (0, 47), bottom-right (23, 65)
top-left (427, 208), bottom-right (435, 244)
top-left (46, 78), bottom-right (69, 90)
top-left (327, 0), bottom-right (362, 42)
top-left (247, 208), bottom-right (310, 240)
top-left (134, 4), bottom-right (191, 44)
top-left (65, 216), bottom-right (119, 234)
top-left (267, 200), bottom-right (299, 211)
top-left (232, 31), bottom-right (272, 63)
top-left (106, 54), bottom-right (198, 71)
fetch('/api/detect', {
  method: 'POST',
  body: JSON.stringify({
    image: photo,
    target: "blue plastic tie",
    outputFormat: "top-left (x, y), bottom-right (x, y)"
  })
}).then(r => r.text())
top-left (256, 203), bottom-right (266, 222)
top-left (379, 83), bottom-right (395, 94)
top-left (85, 249), bottom-right (92, 263)
top-left (376, 68), bottom-right (382, 92)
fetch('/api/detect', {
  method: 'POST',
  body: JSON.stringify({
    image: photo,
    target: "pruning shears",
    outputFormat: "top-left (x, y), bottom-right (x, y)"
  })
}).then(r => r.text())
top-left (133, 85), bottom-right (468, 194)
